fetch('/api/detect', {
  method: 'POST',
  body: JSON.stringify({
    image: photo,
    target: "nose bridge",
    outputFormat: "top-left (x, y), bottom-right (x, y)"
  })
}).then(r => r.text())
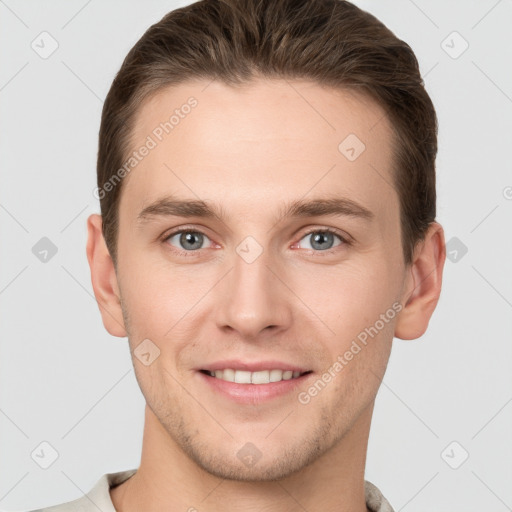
top-left (216, 239), bottom-right (291, 337)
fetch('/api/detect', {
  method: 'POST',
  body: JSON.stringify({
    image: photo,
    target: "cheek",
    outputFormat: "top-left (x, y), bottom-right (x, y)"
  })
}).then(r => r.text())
top-left (290, 256), bottom-right (400, 337)
top-left (118, 249), bottom-right (215, 340)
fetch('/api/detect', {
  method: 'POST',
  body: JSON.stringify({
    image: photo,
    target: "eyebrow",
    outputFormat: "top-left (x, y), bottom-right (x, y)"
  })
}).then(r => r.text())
top-left (137, 195), bottom-right (374, 225)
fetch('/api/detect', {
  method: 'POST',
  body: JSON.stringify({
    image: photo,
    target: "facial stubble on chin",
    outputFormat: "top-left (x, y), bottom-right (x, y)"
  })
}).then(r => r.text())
top-left (154, 400), bottom-right (339, 482)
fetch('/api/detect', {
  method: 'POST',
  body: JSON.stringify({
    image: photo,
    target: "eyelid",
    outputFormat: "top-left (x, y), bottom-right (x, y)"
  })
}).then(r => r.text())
top-left (299, 226), bottom-right (351, 242)
top-left (161, 224), bottom-right (214, 241)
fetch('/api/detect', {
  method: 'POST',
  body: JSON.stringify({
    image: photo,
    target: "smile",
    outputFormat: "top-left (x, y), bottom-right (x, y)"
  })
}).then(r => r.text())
top-left (200, 368), bottom-right (312, 384)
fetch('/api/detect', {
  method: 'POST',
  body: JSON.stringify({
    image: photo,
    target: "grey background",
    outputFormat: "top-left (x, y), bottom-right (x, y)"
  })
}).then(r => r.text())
top-left (1, 0), bottom-right (511, 510)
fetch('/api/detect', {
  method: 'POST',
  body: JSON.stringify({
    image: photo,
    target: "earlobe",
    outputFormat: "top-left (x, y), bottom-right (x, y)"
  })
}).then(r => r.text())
top-left (394, 222), bottom-right (446, 340)
top-left (86, 214), bottom-right (127, 338)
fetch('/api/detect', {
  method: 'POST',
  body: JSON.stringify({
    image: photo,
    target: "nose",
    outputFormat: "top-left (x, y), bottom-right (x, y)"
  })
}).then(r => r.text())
top-left (215, 245), bottom-right (293, 340)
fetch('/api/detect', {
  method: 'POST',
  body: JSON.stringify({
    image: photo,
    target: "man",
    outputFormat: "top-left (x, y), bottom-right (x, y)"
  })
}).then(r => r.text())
top-left (30, 0), bottom-right (445, 510)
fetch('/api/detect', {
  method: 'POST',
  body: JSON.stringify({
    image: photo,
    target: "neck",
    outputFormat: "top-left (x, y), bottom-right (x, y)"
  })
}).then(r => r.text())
top-left (111, 403), bottom-right (373, 512)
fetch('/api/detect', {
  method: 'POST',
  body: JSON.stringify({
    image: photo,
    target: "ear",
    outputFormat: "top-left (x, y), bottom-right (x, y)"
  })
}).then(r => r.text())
top-left (86, 213), bottom-right (127, 337)
top-left (394, 221), bottom-right (446, 340)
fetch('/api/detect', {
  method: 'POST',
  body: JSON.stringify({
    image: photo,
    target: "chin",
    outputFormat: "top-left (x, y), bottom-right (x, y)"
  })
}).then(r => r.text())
top-left (181, 433), bottom-right (329, 483)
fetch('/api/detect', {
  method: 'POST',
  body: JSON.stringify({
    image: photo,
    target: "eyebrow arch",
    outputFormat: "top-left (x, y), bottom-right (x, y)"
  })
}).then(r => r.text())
top-left (136, 195), bottom-right (374, 225)
top-left (281, 197), bottom-right (374, 221)
top-left (137, 196), bottom-right (224, 224)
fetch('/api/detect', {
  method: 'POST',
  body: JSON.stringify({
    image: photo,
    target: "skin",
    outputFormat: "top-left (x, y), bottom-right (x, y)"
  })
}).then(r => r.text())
top-left (86, 78), bottom-right (445, 512)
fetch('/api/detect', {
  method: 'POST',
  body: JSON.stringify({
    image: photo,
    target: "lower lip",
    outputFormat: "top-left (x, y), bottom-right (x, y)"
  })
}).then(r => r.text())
top-left (197, 371), bottom-right (312, 404)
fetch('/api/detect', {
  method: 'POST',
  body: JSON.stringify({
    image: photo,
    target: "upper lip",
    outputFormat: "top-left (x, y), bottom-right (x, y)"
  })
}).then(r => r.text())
top-left (198, 360), bottom-right (311, 373)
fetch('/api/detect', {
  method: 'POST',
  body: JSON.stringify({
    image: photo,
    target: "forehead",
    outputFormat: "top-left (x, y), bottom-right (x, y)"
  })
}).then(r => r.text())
top-left (121, 78), bottom-right (397, 222)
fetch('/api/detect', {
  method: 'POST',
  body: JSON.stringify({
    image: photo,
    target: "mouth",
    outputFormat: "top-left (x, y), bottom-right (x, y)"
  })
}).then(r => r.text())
top-left (199, 368), bottom-right (313, 384)
top-left (196, 360), bottom-right (315, 404)
top-left (197, 363), bottom-right (315, 404)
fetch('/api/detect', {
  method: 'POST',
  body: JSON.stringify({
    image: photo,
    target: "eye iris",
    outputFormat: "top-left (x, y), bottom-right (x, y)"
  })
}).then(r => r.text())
top-left (310, 232), bottom-right (334, 250)
top-left (180, 232), bottom-right (203, 250)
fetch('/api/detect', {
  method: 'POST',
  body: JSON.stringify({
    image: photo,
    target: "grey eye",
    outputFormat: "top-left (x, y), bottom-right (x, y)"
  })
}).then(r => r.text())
top-left (167, 231), bottom-right (208, 251)
top-left (299, 231), bottom-right (342, 251)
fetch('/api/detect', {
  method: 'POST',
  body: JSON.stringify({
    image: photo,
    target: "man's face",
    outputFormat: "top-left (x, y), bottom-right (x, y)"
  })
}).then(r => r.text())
top-left (114, 79), bottom-right (408, 480)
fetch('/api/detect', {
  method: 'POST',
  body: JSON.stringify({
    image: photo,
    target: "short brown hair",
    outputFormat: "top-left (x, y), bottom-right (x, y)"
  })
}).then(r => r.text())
top-left (97, 0), bottom-right (437, 267)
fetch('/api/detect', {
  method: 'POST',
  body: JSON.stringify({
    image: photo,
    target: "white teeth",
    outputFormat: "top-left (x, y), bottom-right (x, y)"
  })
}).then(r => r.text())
top-left (221, 368), bottom-right (235, 382)
top-left (251, 370), bottom-right (270, 384)
top-left (269, 369), bottom-right (283, 382)
top-left (234, 370), bottom-right (252, 384)
top-left (206, 368), bottom-right (305, 384)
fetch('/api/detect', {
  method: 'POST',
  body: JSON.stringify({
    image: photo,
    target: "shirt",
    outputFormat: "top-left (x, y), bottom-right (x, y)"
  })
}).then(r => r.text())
top-left (28, 469), bottom-right (395, 512)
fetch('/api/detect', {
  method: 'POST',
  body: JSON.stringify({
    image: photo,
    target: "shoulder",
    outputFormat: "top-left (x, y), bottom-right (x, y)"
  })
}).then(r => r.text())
top-left (364, 480), bottom-right (395, 512)
top-left (25, 469), bottom-right (137, 512)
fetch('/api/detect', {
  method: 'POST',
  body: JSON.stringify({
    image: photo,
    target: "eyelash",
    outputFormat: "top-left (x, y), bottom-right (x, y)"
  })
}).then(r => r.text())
top-left (161, 226), bottom-right (351, 257)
